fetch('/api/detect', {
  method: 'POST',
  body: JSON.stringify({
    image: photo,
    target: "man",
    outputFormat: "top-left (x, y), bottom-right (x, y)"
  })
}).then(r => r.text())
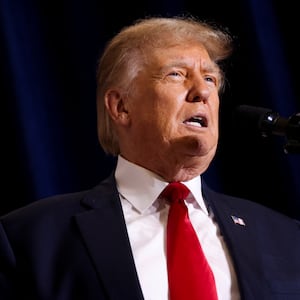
top-left (0, 16), bottom-right (299, 300)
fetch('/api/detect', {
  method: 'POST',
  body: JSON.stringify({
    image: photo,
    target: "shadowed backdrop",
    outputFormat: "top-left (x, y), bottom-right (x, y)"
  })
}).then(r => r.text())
top-left (1, 0), bottom-right (299, 219)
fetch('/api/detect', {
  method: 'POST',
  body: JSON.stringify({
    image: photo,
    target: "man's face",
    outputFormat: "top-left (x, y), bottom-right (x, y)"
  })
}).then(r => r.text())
top-left (120, 43), bottom-right (221, 180)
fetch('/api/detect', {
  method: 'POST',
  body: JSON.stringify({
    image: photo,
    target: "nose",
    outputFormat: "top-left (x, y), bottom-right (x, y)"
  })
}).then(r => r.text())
top-left (187, 76), bottom-right (210, 103)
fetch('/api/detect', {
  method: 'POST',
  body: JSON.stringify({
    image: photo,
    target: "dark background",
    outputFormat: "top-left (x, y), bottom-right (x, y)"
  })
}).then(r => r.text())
top-left (1, 0), bottom-right (299, 220)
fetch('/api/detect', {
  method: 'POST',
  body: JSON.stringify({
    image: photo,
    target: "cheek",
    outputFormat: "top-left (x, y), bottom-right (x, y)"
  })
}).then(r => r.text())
top-left (141, 111), bottom-right (176, 146)
top-left (211, 97), bottom-right (220, 122)
top-left (131, 85), bottom-right (184, 135)
top-left (149, 95), bottom-right (180, 128)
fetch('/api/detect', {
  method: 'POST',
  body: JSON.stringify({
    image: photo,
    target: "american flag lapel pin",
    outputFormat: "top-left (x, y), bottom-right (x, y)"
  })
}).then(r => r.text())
top-left (231, 215), bottom-right (246, 226)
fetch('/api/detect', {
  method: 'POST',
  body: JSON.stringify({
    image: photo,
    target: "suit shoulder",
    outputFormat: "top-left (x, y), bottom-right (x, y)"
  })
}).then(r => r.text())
top-left (203, 182), bottom-right (300, 229)
top-left (0, 189), bottom-right (91, 228)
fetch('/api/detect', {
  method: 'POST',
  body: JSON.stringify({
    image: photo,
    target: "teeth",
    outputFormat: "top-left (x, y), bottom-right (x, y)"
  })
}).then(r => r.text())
top-left (185, 120), bottom-right (202, 127)
top-left (192, 116), bottom-right (203, 122)
top-left (184, 116), bottom-right (204, 127)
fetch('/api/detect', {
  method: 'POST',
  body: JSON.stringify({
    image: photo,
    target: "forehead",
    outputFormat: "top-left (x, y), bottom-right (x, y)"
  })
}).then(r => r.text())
top-left (147, 44), bottom-right (218, 71)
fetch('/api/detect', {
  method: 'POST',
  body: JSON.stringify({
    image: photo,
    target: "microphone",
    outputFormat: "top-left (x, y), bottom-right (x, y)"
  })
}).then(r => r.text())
top-left (234, 105), bottom-right (300, 153)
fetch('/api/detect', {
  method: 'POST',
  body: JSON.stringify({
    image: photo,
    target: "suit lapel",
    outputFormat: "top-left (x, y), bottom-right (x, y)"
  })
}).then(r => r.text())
top-left (202, 182), bottom-right (265, 299)
top-left (74, 175), bottom-right (144, 300)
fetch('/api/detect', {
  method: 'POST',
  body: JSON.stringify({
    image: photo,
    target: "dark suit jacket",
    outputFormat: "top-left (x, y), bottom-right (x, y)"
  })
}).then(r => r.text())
top-left (0, 173), bottom-right (299, 299)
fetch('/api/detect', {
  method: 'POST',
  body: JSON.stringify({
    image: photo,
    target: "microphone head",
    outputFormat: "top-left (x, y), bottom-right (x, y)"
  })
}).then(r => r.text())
top-left (234, 105), bottom-right (280, 137)
top-left (233, 105), bottom-right (300, 153)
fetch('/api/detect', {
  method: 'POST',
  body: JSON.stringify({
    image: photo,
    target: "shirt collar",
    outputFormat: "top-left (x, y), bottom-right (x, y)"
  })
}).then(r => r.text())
top-left (115, 155), bottom-right (208, 215)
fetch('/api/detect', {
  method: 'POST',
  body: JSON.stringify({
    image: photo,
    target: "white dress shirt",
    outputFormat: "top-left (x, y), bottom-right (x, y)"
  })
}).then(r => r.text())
top-left (115, 155), bottom-right (240, 300)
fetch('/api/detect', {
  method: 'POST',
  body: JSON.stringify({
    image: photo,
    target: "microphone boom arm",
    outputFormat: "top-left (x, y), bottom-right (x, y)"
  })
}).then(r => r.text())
top-left (281, 112), bottom-right (300, 154)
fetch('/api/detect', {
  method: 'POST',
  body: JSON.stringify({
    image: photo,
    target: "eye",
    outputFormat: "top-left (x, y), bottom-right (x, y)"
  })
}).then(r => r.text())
top-left (164, 70), bottom-right (186, 82)
top-left (204, 75), bottom-right (217, 86)
top-left (168, 71), bottom-right (183, 77)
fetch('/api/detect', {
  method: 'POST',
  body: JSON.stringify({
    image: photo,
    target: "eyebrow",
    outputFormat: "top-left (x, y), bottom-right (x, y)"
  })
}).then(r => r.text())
top-left (160, 59), bottom-right (219, 74)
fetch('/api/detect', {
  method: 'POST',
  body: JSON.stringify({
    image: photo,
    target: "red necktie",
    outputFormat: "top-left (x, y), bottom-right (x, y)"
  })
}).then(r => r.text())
top-left (161, 182), bottom-right (218, 300)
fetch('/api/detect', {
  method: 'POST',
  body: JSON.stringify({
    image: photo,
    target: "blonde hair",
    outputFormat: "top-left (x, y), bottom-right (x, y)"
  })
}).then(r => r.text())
top-left (96, 16), bottom-right (233, 155)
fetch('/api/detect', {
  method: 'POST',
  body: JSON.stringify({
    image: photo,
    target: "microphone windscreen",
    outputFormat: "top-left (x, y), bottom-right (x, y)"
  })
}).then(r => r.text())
top-left (234, 105), bottom-right (272, 133)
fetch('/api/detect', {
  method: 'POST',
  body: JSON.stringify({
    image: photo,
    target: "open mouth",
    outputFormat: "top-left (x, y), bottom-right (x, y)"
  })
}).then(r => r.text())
top-left (183, 115), bottom-right (208, 128)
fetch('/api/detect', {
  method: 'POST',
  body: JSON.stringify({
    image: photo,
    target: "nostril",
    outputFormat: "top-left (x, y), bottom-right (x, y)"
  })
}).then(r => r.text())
top-left (192, 95), bottom-right (202, 102)
top-left (187, 92), bottom-right (208, 103)
top-left (187, 95), bottom-right (202, 103)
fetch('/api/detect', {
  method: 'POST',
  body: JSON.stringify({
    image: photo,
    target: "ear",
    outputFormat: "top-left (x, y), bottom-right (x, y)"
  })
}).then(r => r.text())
top-left (104, 89), bottom-right (130, 125)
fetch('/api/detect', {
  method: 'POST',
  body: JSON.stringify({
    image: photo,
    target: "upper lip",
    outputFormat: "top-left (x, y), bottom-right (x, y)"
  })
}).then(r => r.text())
top-left (183, 112), bottom-right (208, 127)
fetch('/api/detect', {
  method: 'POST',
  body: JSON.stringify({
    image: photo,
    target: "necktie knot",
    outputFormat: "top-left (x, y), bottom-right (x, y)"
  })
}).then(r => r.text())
top-left (161, 182), bottom-right (190, 203)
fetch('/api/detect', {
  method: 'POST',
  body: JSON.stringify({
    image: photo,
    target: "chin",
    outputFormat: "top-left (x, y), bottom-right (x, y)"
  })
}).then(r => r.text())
top-left (170, 135), bottom-right (217, 159)
top-left (189, 139), bottom-right (217, 156)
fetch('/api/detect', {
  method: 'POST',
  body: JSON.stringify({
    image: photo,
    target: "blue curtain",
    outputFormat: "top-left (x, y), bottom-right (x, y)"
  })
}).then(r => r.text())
top-left (1, 0), bottom-right (299, 219)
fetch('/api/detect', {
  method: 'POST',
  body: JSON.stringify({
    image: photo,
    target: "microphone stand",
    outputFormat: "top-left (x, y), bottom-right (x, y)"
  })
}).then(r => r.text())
top-left (283, 112), bottom-right (300, 154)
